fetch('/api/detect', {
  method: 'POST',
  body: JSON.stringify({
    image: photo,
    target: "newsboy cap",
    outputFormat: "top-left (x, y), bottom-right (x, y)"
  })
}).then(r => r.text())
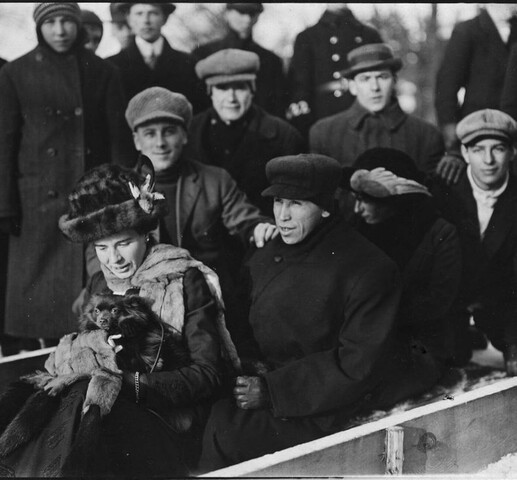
top-left (126, 87), bottom-right (193, 131)
top-left (342, 43), bottom-right (402, 79)
top-left (195, 49), bottom-right (260, 87)
top-left (456, 109), bottom-right (517, 145)
top-left (33, 3), bottom-right (82, 28)
top-left (226, 3), bottom-right (264, 14)
top-left (262, 154), bottom-right (342, 211)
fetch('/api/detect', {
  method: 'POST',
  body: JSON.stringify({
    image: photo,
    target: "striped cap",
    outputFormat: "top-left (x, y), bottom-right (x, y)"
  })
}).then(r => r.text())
top-left (33, 3), bottom-right (82, 28)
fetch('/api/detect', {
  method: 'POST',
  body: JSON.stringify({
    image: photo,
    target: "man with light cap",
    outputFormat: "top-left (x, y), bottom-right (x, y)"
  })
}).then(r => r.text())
top-left (193, 3), bottom-right (287, 117)
top-left (123, 86), bottom-right (277, 339)
top-left (186, 48), bottom-right (304, 216)
top-left (0, 2), bottom-right (133, 354)
top-left (199, 153), bottom-right (401, 471)
top-left (107, 2), bottom-right (208, 113)
top-left (432, 109), bottom-right (517, 373)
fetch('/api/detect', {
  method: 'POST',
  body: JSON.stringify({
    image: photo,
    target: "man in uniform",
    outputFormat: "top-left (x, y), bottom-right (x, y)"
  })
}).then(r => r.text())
top-left (186, 48), bottom-right (304, 215)
top-left (287, 3), bottom-right (382, 136)
top-left (108, 2), bottom-right (208, 113)
top-left (193, 3), bottom-right (287, 118)
top-left (432, 109), bottom-right (517, 373)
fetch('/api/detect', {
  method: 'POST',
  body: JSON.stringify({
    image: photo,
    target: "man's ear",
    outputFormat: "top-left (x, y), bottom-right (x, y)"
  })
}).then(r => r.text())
top-left (348, 79), bottom-right (357, 97)
top-left (133, 131), bottom-right (141, 151)
top-left (461, 144), bottom-right (470, 164)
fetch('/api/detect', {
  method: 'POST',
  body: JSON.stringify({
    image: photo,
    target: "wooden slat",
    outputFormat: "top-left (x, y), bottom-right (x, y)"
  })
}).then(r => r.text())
top-left (0, 348), bottom-right (53, 392)
top-left (201, 377), bottom-right (517, 477)
top-left (385, 426), bottom-right (404, 475)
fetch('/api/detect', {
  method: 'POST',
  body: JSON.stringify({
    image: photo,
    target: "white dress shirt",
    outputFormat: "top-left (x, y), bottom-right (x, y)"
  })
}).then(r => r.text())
top-left (135, 35), bottom-right (164, 66)
top-left (467, 166), bottom-right (509, 238)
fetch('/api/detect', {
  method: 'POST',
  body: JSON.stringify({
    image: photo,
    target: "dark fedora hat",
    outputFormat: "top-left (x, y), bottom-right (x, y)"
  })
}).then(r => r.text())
top-left (118, 3), bottom-right (176, 17)
top-left (342, 43), bottom-right (402, 79)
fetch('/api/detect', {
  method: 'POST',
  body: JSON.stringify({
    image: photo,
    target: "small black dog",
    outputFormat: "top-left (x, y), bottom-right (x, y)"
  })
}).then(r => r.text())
top-left (80, 293), bottom-right (190, 373)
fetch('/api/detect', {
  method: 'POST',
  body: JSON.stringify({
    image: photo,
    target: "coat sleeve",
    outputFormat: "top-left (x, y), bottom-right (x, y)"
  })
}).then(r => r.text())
top-left (218, 169), bottom-right (272, 243)
top-left (434, 22), bottom-right (473, 126)
top-left (0, 67), bottom-right (22, 218)
top-left (141, 268), bottom-right (224, 408)
top-left (265, 261), bottom-right (401, 418)
top-left (500, 44), bottom-right (517, 121)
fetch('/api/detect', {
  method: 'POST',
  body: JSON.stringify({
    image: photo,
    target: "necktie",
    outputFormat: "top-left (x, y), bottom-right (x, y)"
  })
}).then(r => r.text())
top-left (146, 51), bottom-right (158, 70)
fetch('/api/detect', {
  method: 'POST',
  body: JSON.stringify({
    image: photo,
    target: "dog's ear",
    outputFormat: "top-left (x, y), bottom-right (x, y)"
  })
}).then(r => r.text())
top-left (134, 154), bottom-right (156, 191)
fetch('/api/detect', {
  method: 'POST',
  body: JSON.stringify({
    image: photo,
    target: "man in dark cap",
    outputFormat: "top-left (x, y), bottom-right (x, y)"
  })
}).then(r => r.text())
top-left (186, 48), bottom-right (304, 216)
top-left (193, 3), bottom-right (287, 118)
top-left (287, 3), bottom-right (382, 136)
top-left (107, 2), bottom-right (209, 113)
top-left (81, 9), bottom-right (103, 52)
top-left (432, 109), bottom-right (517, 373)
top-left (0, 2), bottom-right (133, 354)
top-left (109, 3), bottom-right (133, 51)
top-left (199, 153), bottom-right (401, 471)
top-left (310, 43), bottom-right (444, 185)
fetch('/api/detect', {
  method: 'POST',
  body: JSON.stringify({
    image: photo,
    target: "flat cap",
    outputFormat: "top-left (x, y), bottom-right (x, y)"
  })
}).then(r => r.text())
top-left (262, 154), bottom-right (342, 210)
top-left (195, 49), bottom-right (260, 87)
top-left (457, 109), bottom-right (517, 145)
top-left (226, 3), bottom-right (264, 14)
top-left (342, 43), bottom-right (402, 79)
top-left (126, 87), bottom-right (193, 131)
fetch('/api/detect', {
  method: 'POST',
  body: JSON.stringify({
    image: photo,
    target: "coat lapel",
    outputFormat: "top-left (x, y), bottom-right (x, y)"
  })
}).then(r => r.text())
top-left (177, 160), bottom-right (202, 237)
top-left (456, 174), bottom-right (481, 243)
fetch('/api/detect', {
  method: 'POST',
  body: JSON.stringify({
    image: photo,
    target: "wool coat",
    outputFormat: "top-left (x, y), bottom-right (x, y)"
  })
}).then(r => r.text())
top-left (0, 44), bottom-right (133, 339)
top-left (309, 100), bottom-right (444, 176)
top-left (185, 105), bottom-right (305, 215)
top-left (287, 9), bottom-right (382, 134)
top-left (435, 9), bottom-right (517, 127)
top-left (501, 43), bottom-right (517, 121)
top-left (432, 173), bottom-right (517, 352)
top-left (193, 30), bottom-right (288, 118)
top-left (108, 36), bottom-right (209, 114)
top-left (200, 217), bottom-right (401, 469)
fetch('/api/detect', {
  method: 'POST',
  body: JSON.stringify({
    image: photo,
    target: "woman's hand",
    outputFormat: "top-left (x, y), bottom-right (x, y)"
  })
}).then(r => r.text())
top-left (233, 375), bottom-right (272, 409)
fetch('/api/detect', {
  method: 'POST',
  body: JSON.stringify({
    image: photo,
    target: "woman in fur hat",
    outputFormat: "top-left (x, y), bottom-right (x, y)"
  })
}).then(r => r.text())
top-left (0, 162), bottom-right (237, 477)
top-left (345, 147), bottom-right (462, 404)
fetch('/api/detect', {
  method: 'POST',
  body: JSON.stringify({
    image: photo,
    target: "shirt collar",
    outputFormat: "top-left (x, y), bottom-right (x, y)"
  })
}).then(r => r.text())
top-left (135, 35), bottom-right (164, 58)
top-left (349, 99), bottom-right (407, 131)
top-left (467, 165), bottom-right (509, 200)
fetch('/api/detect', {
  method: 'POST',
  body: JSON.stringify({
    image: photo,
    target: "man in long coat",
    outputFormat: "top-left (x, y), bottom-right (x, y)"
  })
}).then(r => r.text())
top-left (107, 2), bottom-right (208, 113)
top-left (193, 3), bottom-right (287, 118)
top-left (199, 154), bottom-right (401, 471)
top-left (0, 3), bottom-right (133, 346)
top-left (287, 4), bottom-right (382, 136)
top-left (186, 49), bottom-right (304, 216)
top-left (432, 109), bottom-right (517, 373)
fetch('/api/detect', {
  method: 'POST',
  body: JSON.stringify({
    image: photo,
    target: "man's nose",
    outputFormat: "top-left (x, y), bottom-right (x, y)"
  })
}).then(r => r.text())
top-left (484, 150), bottom-right (496, 164)
top-left (354, 200), bottom-right (362, 214)
top-left (370, 78), bottom-right (380, 90)
top-left (54, 21), bottom-right (65, 35)
top-left (278, 204), bottom-right (290, 220)
top-left (108, 248), bottom-right (122, 264)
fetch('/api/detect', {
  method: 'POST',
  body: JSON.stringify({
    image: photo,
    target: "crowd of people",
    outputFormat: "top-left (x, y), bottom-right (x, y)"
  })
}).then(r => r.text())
top-left (0, 1), bottom-right (516, 477)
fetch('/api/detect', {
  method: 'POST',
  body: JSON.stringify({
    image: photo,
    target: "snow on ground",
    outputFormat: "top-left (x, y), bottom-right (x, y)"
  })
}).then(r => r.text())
top-left (477, 453), bottom-right (517, 477)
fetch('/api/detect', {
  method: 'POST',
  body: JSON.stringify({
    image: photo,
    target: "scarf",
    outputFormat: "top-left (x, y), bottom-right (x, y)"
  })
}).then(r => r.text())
top-left (101, 244), bottom-right (241, 372)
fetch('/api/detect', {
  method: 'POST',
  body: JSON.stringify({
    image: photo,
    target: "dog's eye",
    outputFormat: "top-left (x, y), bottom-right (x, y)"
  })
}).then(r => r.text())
top-left (111, 307), bottom-right (119, 315)
top-left (94, 308), bottom-right (100, 315)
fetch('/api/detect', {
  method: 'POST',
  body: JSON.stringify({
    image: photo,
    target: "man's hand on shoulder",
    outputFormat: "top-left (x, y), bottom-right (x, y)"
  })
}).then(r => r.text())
top-left (233, 375), bottom-right (272, 410)
top-left (435, 154), bottom-right (466, 186)
top-left (251, 222), bottom-right (278, 248)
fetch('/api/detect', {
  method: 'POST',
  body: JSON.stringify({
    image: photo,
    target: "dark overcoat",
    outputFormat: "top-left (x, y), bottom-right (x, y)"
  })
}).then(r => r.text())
top-left (501, 43), bottom-right (517, 121)
top-left (108, 37), bottom-right (209, 113)
top-left (309, 100), bottom-right (444, 176)
top-left (193, 31), bottom-right (288, 118)
top-left (287, 9), bottom-right (381, 133)
top-left (185, 105), bottom-right (305, 214)
top-left (200, 217), bottom-right (401, 469)
top-left (432, 173), bottom-right (517, 348)
top-left (0, 44), bottom-right (133, 339)
top-left (435, 9), bottom-right (517, 127)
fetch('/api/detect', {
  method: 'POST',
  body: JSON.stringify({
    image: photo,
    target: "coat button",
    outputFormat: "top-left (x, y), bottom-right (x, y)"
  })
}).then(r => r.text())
top-left (74, 107), bottom-right (83, 116)
top-left (273, 255), bottom-right (283, 263)
top-left (333, 71), bottom-right (341, 79)
top-left (47, 147), bottom-right (56, 157)
top-left (355, 36), bottom-right (363, 43)
top-left (331, 53), bottom-right (340, 62)
top-left (35, 52), bottom-right (43, 62)
top-left (47, 190), bottom-right (58, 199)
top-left (329, 36), bottom-right (338, 44)
top-left (334, 90), bottom-right (343, 98)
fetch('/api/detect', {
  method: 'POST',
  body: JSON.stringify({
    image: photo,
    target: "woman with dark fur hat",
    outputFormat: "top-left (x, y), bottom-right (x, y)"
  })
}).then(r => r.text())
top-left (0, 2), bottom-right (134, 354)
top-left (346, 147), bottom-right (462, 405)
top-left (0, 162), bottom-right (238, 477)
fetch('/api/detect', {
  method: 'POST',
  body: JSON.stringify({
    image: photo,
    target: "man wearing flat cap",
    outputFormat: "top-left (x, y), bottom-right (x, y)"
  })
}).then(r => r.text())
top-left (432, 109), bottom-right (517, 374)
top-left (193, 3), bottom-right (287, 118)
top-left (199, 153), bottom-right (401, 471)
top-left (287, 4), bottom-right (382, 137)
top-left (310, 43), bottom-right (444, 185)
top-left (122, 86), bottom-right (276, 341)
top-left (186, 48), bottom-right (304, 216)
top-left (107, 2), bottom-right (208, 113)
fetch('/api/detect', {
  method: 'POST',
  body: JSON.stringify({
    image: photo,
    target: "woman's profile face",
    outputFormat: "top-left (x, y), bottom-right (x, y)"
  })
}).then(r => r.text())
top-left (94, 229), bottom-right (148, 279)
top-left (353, 194), bottom-right (395, 225)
